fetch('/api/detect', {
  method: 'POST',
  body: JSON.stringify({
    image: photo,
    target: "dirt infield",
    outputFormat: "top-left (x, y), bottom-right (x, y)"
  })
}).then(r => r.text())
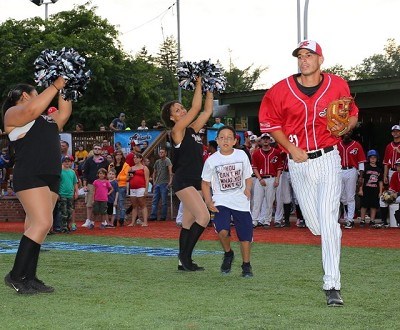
top-left (1, 220), bottom-right (399, 249)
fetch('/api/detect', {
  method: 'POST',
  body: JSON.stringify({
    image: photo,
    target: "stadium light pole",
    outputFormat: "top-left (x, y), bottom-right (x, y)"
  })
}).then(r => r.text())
top-left (30, 0), bottom-right (59, 20)
top-left (177, 0), bottom-right (182, 102)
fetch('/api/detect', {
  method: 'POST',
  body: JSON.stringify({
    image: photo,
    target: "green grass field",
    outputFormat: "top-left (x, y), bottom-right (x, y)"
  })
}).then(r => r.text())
top-left (0, 232), bottom-right (399, 329)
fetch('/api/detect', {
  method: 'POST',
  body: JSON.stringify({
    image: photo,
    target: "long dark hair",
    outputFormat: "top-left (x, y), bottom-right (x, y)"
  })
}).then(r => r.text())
top-left (2, 84), bottom-right (36, 121)
top-left (161, 100), bottom-right (180, 128)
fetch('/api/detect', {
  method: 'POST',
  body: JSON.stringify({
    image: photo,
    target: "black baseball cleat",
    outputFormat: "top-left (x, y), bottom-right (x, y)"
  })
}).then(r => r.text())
top-left (325, 288), bottom-right (344, 307)
top-left (4, 273), bottom-right (37, 295)
top-left (220, 250), bottom-right (234, 274)
top-left (344, 221), bottom-right (354, 229)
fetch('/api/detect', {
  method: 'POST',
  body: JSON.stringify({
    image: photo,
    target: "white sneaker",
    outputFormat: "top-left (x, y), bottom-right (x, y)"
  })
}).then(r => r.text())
top-left (82, 219), bottom-right (91, 227)
top-left (101, 221), bottom-right (108, 226)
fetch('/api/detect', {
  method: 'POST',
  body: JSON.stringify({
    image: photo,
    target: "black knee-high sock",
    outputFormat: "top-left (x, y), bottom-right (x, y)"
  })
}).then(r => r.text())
top-left (185, 222), bottom-right (205, 261)
top-left (26, 240), bottom-right (41, 280)
top-left (380, 207), bottom-right (388, 225)
top-left (283, 203), bottom-right (292, 225)
top-left (295, 204), bottom-right (304, 220)
top-left (179, 227), bottom-right (190, 256)
top-left (10, 235), bottom-right (37, 281)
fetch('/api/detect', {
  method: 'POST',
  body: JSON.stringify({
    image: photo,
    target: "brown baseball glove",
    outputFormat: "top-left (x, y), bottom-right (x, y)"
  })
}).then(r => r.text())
top-left (326, 97), bottom-right (352, 136)
top-left (381, 190), bottom-right (397, 204)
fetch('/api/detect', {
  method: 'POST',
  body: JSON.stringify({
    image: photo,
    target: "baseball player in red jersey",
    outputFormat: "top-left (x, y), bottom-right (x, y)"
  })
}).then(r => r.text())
top-left (259, 40), bottom-right (359, 307)
top-left (337, 132), bottom-right (366, 228)
top-left (383, 125), bottom-right (400, 185)
top-left (251, 133), bottom-right (282, 228)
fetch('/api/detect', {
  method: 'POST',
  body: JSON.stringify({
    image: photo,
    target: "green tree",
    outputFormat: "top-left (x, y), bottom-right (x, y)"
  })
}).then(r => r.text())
top-left (224, 62), bottom-right (267, 93)
top-left (352, 39), bottom-right (400, 79)
top-left (323, 64), bottom-right (354, 81)
top-left (0, 2), bottom-right (165, 130)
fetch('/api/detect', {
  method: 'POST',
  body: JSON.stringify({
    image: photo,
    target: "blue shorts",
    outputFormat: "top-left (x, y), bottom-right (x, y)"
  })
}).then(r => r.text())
top-left (213, 205), bottom-right (253, 242)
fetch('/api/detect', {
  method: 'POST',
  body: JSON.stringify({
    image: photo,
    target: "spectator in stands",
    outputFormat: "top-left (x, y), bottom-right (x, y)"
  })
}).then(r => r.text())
top-left (153, 121), bottom-right (165, 129)
top-left (109, 113), bottom-right (127, 131)
top-left (74, 145), bottom-right (88, 178)
top-left (126, 153), bottom-right (150, 227)
top-left (0, 146), bottom-right (10, 185)
top-left (149, 148), bottom-right (173, 221)
top-left (115, 151), bottom-right (129, 227)
top-left (207, 140), bottom-right (218, 155)
top-left (92, 168), bottom-right (113, 229)
top-left (81, 143), bottom-right (109, 228)
top-left (137, 120), bottom-right (149, 130)
top-left (99, 124), bottom-right (107, 131)
top-left (74, 123), bottom-right (84, 132)
top-left (2, 76), bottom-right (70, 294)
top-left (140, 141), bottom-right (149, 153)
top-left (212, 117), bottom-right (225, 129)
top-left (102, 139), bottom-right (114, 155)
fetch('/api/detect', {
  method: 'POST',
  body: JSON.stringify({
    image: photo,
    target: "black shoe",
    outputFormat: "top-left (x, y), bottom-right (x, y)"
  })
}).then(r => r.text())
top-left (221, 250), bottom-right (234, 274)
top-left (369, 220), bottom-right (375, 227)
top-left (241, 263), bottom-right (253, 278)
top-left (28, 277), bottom-right (55, 293)
top-left (263, 224), bottom-right (271, 229)
top-left (274, 222), bottom-right (283, 228)
top-left (4, 273), bottom-right (37, 295)
top-left (344, 221), bottom-right (354, 229)
top-left (359, 220), bottom-right (366, 227)
top-left (177, 258), bottom-right (204, 271)
top-left (297, 219), bottom-right (306, 228)
top-left (325, 288), bottom-right (344, 307)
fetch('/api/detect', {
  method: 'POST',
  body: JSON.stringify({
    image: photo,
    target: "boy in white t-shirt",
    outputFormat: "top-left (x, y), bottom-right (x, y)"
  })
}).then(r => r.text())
top-left (201, 126), bottom-right (254, 277)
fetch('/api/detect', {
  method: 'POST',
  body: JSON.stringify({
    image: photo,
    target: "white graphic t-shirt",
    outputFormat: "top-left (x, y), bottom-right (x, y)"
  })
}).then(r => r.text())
top-left (201, 149), bottom-right (253, 211)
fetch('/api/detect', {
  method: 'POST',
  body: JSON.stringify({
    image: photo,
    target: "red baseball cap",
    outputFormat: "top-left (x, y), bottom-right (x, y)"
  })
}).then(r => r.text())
top-left (292, 40), bottom-right (323, 57)
top-left (47, 106), bottom-right (58, 115)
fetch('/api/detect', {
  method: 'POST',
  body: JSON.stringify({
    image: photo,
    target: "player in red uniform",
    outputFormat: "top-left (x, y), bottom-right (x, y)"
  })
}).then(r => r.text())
top-left (251, 133), bottom-right (282, 228)
top-left (382, 125), bottom-right (400, 185)
top-left (259, 40), bottom-right (359, 307)
top-left (337, 131), bottom-right (366, 228)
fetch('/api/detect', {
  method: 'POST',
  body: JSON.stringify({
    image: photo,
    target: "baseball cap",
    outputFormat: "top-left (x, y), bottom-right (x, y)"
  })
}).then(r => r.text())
top-left (260, 133), bottom-right (271, 139)
top-left (235, 134), bottom-right (241, 143)
top-left (244, 130), bottom-right (254, 138)
top-left (199, 128), bottom-right (206, 135)
top-left (47, 106), bottom-right (58, 115)
top-left (395, 158), bottom-right (400, 165)
top-left (292, 40), bottom-right (323, 57)
top-left (120, 112), bottom-right (126, 117)
top-left (391, 125), bottom-right (400, 131)
top-left (250, 134), bottom-right (257, 142)
top-left (62, 156), bottom-right (73, 162)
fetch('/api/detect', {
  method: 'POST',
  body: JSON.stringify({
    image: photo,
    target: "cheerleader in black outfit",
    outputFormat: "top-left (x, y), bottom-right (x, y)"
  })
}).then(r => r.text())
top-left (161, 78), bottom-right (213, 271)
top-left (2, 76), bottom-right (71, 294)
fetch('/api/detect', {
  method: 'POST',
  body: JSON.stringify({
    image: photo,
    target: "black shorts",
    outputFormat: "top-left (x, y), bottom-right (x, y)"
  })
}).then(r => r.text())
top-left (172, 177), bottom-right (201, 192)
top-left (13, 174), bottom-right (60, 194)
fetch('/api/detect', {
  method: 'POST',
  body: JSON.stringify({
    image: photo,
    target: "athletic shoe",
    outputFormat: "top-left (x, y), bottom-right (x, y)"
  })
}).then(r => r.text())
top-left (176, 222), bottom-right (182, 228)
top-left (374, 222), bottom-right (389, 229)
top-left (297, 219), bottom-right (306, 228)
top-left (89, 222), bottom-right (95, 229)
top-left (28, 277), bottom-right (55, 293)
top-left (344, 221), bottom-right (354, 229)
top-left (369, 220), bottom-right (375, 227)
top-left (81, 219), bottom-right (91, 227)
top-left (177, 259), bottom-right (204, 271)
top-left (325, 288), bottom-right (344, 307)
top-left (71, 223), bottom-right (77, 231)
top-left (105, 224), bottom-right (115, 228)
top-left (241, 264), bottom-right (253, 278)
top-left (263, 224), bottom-right (271, 229)
top-left (220, 250), bottom-right (234, 274)
top-left (274, 222), bottom-right (283, 228)
top-left (359, 220), bottom-right (366, 227)
top-left (4, 273), bottom-right (37, 295)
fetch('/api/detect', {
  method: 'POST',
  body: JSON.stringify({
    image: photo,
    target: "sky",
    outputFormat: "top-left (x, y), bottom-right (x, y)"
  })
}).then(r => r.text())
top-left (1, 0), bottom-right (400, 88)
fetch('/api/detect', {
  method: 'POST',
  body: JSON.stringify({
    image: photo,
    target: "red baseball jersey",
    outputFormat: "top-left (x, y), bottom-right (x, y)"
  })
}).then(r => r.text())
top-left (337, 140), bottom-right (366, 168)
top-left (389, 171), bottom-right (400, 192)
top-left (259, 73), bottom-right (359, 152)
top-left (251, 147), bottom-right (282, 176)
top-left (383, 142), bottom-right (400, 169)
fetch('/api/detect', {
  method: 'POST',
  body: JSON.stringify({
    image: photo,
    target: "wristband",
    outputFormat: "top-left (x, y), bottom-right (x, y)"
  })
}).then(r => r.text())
top-left (52, 83), bottom-right (60, 91)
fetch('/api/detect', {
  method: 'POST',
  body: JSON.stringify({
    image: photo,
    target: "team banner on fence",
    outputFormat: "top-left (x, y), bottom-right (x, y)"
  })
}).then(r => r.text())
top-left (114, 130), bottom-right (163, 154)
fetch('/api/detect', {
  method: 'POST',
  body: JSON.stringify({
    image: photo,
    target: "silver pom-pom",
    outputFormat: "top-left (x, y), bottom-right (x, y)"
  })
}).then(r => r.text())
top-left (34, 48), bottom-right (91, 102)
top-left (177, 60), bottom-right (226, 94)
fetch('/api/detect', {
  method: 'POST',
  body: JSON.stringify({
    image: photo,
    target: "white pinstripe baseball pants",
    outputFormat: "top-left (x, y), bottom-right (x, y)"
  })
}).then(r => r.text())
top-left (288, 149), bottom-right (342, 290)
